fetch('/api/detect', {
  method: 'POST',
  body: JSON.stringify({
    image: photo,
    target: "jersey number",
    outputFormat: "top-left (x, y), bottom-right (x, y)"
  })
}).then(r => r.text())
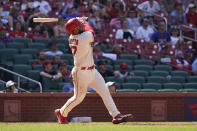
top-left (70, 46), bottom-right (77, 56)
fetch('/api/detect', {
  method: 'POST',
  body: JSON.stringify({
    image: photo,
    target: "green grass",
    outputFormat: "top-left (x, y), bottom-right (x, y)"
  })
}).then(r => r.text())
top-left (0, 122), bottom-right (197, 131)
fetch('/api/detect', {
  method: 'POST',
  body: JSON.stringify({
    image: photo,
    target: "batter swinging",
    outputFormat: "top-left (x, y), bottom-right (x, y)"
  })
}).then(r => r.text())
top-left (55, 17), bottom-right (133, 124)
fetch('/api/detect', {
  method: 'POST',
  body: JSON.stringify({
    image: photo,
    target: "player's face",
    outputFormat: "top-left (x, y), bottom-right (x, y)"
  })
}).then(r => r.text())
top-left (72, 25), bottom-right (84, 35)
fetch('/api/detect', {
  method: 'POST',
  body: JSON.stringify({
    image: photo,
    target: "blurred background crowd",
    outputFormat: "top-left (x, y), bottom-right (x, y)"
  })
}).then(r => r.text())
top-left (0, 0), bottom-right (197, 93)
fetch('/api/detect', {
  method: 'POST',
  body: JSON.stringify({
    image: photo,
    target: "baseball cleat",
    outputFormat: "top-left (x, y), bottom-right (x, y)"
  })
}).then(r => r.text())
top-left (112, 114), bottom-right (134, 124)
top-left (55, 109), bottom-right (68, 124)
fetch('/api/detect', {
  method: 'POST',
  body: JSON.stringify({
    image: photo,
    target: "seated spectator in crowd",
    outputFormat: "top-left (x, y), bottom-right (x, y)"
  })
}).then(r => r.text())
top-left (45, 41), bottom-right (63, 56)
top-left (126, 8), bottom-right (140, 33)
top-left (136, 17), bottom-right (154, 42)
top-left (186, 4), bottom-right (197, 27)
top-left (32, 50), bottom-right (48, 66)
top-left (52, 55), bottom-right (62, 66)
top-left (9, 22), bottom-right (25, 38)
top-left (184, 49), bottom-right (194, 65)
top-left (5, 80), bottom-right (18, 93)
top-left (28, 25), bottom-right (46, 39)
top-left (97, 60), bottom-right (114, 78)
top-left (175, 38), bottom-right (184, 57)
top-left (40, 60), bottom-right (59, 81)
top-left (61, 7), bottom-right (78, 19)
top-left (114, 62), bottom-right (133, 78)
top-left (88, 11), bottom-right (102, 33)
top-left (53, 18), bottom-right (68, 38)
top-left (93, 44), bottom-right (103, 59)
top-left (62, 76), bottom-right (74, 93)
top-left (115, 20), bottom-right (134, 40)
top-left (110, 15), bottom-right (125, 29)
top-left (0, 26), bottom-right (13, 47)
top-left (170, 52), bottom-right (191, 71)
top-left (169, 2), bottom-right (187, 25)
top-left (192, 58), bottom-right (197, 73)
top-left (137, 0), bottom-right (160, 17)
top-left (112, 44), bottom-right (124, 59)
top-left (34, 0), bottom-right (52, 15)
top-left (150, 21), bottom-right (171, 45)
top-left (155, 45), bottom-right (172, 64)
top-left (170, 27), bottom-right (180, 45)
top-left (57, 61), bottom-right (71, 79)
top-left (41, 23), bottom-right (54, 38)
top-left (105, 81), bottom-right (116, 94)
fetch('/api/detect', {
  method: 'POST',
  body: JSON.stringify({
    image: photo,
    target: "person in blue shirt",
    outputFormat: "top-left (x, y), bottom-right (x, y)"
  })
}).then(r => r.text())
top-left (150, 21), bottom-right (171, 45)
top-left (62, 76), bottom-right (74, 93)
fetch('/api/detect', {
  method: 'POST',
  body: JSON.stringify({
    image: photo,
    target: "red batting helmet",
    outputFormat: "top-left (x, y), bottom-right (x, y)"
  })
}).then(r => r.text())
top-left (65, 18), bottom-right (82, 34)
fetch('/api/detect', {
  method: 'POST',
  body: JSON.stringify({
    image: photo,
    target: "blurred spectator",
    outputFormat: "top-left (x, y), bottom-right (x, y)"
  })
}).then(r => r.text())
top-left (53, 17), bottom-right (68, 38)
top-left (126, 8), bottom-right (140, 33)
top-left (93, 44), bottom-right (103, 59)
top-left (106, 1), bottom-right (125, 19)
top-left (57, 61), bottom-right (71, 78)
top-left (184, 49), bottom-right (193, 65)
top-left (27, 25), bottom-right (46, 39)
top-left (170, 52), bottom-right (191, 71)
top-left (5, 80), bottom-right (18, 93)
top-left (161, 0), bottom-right (175, 14)
top-left (170, 27), bottom-right (180, 45)
top-left (7, 6), bottom-right (25, 28)
top-left (175, 38), bottom-right (184, 57)
top-left (112, 44), bottom-right (124, 59)
top-left (186, 4), bottom-right (197, 27)
top-left (41, 23), bottom-right (54, 38)
top-left (105, 81), bottom-right (116, 94)
top-left (9, 22), bottom-right (26, 38)
top-left (32, 50), bottom-right (48, 66)
top-left (34, 0), bottom-right (51, 15)
top-left (115, 20), bottom-right (134, 40)
top-left (45, 41), bottom-right (63, 56)
top-left (136, 17), bottom-right (154, 42)
top-left (114, 62), bottom-right (134, 78)
top-left (0, 26), bottom-right (13, 47)
top-left (169, 2), bottom-right (187, 25)
top-left (97, 60), bottom-right (114, 77)
top-left (62, 76), bottom-right (74, 93)
top-left (110, 15), bottom-right (125, 29)
top-left (40, 60), bottom-right (59, 80)
top-left (52, 55), bottom-right (62, 66)
top-left (61, 7), bottom-right (78, 19)
top-left (150, 21), bottom-right (171, 45)
top-left (137, 0), bottom-right (160, 17)
top-left (88, 11), bottom-right (102, 32)
top-left (155, 45), bottom-right (172, 64)
top-left (192, 58), bottom-right (197, 72)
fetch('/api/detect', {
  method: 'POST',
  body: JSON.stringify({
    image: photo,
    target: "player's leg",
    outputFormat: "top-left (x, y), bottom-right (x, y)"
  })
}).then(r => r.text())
top-left (56, 69), bottom-right (88, 123)
top-left (89, 70), bottom-right (120, 118)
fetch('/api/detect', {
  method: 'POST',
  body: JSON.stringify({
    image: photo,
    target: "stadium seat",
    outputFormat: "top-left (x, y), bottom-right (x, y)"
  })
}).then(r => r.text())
top-left (32, 65), bottom-right (43, 70)
top-left (125, 76), bottom-right (145, 83)
top-left (14, 54), bottom-right (32, 64)
top-left (56, 38), bottom-right (69, 44)
top-left (21, 48), bottom-right (38, 59)
top-left (42, 77), bottom-right (62, 92)
top-left (132, 70), bottom-right (149, 77)
top-left (7, 42), bottom-right (25, 50)
top-left (134, 59), bottom-right (153, 65)
top-left (0, 82), bottom-right (5, 91)
top-left (61, 54), bottom-right (73, 60)
top-left (154, 65), bottom-right (172, 72)
top-left (34, 38), bottom-right (51, 46)
top-left (58, 82), bottom-right (68, 92)
top-left (114, 59), bottom-right (133, 66)
top-left (105, 77), bottom-right (124, 84)
top-left (13, 37), bottom-right (31, 45)
top-left (163, 83), bottom-right (183, 90)
top-left (0, 49), bottom-right (18, 66)
top-left (67, 65), bottom-right (73, 71)
top-left (119, 54), bottom-right (138, 61)
top-left (116, 89), bottom-right (137, 92)
top-left (171, 71), bottom-right (189, 77)
top-left (28, 43), bottom-right (46, 50)
top-left (27, 70), bottom-right (40, 90)
top-left (106, 65), bottom-right (113, 70)
top-left (167, 76), bottom-right (186, 83)
top-left (57, 43), bottom-right (66, 52)
top-left (0, 44), bottom-right (4, 49)
top-left (134, 65), bottom-right (153, 71)
top-left (13, 64), bottom-right (32, 82)
top-left (150, 71), bottom-right (169, 77)
top-left (137, 89), bottom-right (157, 92)
top-left (147, 76), bottom-right (165, 83)
top-left (45, 55), bottom-right (53, 60)
top-left (187, 76), bottom-right (197, 83)
top-left (142, 83), bottom-right (162, 90)
top-left (159, 89), bottom-right (178, 92)
top-left (184, 83), bottom-right (197, 89)
top-left (121, 83), bottom-right (141, 90)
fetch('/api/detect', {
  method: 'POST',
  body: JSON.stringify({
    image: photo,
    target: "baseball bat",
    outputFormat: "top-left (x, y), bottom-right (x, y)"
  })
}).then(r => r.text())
top-left (33, 18), bottom-right (59, 23)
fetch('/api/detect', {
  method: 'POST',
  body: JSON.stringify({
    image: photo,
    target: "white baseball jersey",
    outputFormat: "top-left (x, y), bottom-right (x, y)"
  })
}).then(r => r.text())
top-left (69, 31), bottom-right (94, 67)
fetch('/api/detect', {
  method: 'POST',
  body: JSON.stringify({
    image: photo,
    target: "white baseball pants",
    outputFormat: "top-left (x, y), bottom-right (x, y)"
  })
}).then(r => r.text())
top-left (60, 67), bottom-right (120, 118)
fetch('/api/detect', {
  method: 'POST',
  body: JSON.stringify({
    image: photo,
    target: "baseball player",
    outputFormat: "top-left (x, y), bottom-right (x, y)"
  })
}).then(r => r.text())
top-left (55, 17), bottom-right (133, 124)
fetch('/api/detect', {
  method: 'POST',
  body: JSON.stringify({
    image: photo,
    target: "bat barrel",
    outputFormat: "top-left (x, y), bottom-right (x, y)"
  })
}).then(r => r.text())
top-left (33, 18), bottom-right (58, 23)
